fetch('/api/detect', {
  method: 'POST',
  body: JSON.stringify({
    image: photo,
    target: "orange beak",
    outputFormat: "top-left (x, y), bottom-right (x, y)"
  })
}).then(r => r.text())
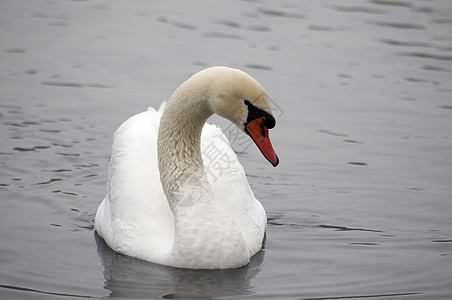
top-left (246, 117), bottom-right (279, 167)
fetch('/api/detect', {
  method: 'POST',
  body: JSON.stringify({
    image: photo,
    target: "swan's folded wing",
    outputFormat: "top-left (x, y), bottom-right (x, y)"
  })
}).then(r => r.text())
top-left (201, 123), bottom-right (267, 255)
top-left (96, 110), bottom-right (174, 259)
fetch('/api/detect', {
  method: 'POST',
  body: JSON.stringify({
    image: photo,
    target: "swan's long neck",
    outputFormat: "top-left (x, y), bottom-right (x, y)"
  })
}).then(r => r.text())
top-left (157, 82), bottom-right (214, 212)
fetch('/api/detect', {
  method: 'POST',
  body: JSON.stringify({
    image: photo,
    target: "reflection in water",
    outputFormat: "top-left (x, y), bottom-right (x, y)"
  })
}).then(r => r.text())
top-left (94, 233), bottom-right (264, 299)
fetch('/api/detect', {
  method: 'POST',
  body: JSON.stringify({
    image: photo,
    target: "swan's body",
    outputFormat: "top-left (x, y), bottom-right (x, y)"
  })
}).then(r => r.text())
top-left (95, 67), bottom-right (278, 269)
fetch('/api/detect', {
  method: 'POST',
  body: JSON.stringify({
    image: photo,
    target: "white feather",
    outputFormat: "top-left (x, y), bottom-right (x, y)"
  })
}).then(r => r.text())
top-left (95, 67), bottom-right (271, 269)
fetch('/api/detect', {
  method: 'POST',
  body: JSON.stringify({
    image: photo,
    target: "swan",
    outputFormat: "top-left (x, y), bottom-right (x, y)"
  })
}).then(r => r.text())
top-left (94, 66), bottom-right (279, 269)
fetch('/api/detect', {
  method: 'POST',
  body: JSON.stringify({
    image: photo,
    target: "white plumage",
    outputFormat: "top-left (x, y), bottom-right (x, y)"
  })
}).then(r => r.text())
top-left (95, 67), bottom-right (277, 269)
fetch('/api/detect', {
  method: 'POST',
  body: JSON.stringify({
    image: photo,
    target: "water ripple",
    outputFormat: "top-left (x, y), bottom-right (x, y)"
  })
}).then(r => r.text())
top-left (244, 64), bottom-right (272, 71)
top-left (334, 5), bottom-right (386, 14)
top-left (204, 32), bottom-right (243, 39)
top-left (257, 7), bottom-right (306, 19)
top-left (33, 178), bottom-right (62, 186)
top-left (368, 20), bottom-right (425, 30)
top-left (41, 81), bottom-right (112, 88)
top-left (379, 39), bottom-right (434, 48)
top-left (369, 0), bottom-right (412, 8)
top-left (0, 284), bottom-right (98, 299)
top-left (303, 292), bottom-right (422, 300)
top-left (13, 146), bottom-right (51, 152)
top-left (318, 224), bottom-right (383, 233)
top-left (398, 52), bottom-right (452, 60)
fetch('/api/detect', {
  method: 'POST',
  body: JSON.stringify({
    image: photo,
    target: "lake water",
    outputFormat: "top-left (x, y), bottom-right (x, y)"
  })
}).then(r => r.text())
top-left (1, 0), bottom-right (452, 299)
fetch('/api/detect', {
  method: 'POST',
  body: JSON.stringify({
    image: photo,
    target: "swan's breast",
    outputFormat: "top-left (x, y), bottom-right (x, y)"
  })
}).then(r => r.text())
top-left (171, 202), bottom-right (250, 269)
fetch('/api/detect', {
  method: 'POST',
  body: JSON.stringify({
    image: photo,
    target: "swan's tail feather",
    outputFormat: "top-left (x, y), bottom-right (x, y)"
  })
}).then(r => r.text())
top-left (158, 101), bottom-right (167, 114)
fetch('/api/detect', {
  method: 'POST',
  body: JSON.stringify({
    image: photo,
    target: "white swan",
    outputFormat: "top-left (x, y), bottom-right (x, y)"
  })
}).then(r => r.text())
top-left (95, 66), bottom-right (278, 269)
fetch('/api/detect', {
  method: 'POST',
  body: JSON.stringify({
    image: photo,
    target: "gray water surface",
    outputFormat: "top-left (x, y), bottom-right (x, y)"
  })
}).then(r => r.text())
top-left (1, 0), bottom-right (452, 299)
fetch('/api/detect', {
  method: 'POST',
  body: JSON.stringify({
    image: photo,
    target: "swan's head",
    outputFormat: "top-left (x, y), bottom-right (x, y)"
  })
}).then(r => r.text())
top-left (203, 67), bottom-right (279, 167)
